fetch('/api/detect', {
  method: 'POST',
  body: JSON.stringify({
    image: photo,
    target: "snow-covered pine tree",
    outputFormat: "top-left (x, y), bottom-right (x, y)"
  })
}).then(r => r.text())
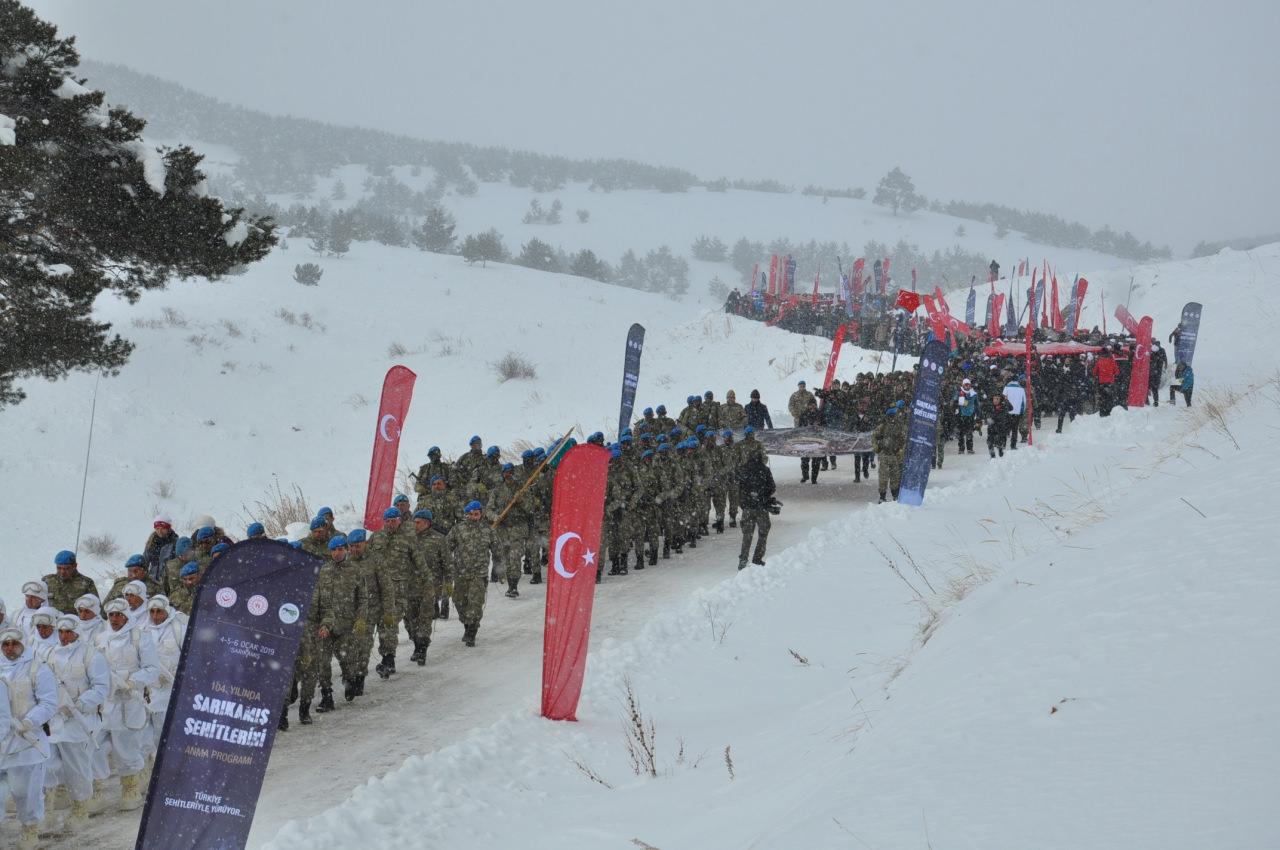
top-left (872, 167), bottom-right (926, 216)
top-left (413, 206), bottom-right (457, 253)
top-left (0, 1), bottom-right (275, 407)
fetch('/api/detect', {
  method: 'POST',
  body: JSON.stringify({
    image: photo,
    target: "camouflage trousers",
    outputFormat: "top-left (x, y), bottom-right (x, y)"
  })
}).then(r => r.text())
top-left (495, 523), bottom-right (531, 584)
top-left (452, 569), bottom-right (489, 626)
top-left (726, 481), bottom-right (739, 520)
top-left (316, 628), bottom-right (365, 689)
top-left (292, 630), bottom-right (319, 703)
top-left (399, 577), bottom-right (435, 644)
top-left (708, 486), bottom-right (727, 524)
top-left (877, 453), bottom-right (903, 497)
top-left (363, 586), bottom-right (398, 663)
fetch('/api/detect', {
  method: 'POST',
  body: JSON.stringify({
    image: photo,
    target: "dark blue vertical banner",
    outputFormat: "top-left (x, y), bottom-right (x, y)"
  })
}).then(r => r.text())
top-left (898, 339), bottom-right (949, 507)
top-left (965, 287), bottom-right (977, 326)
top-left (617, 323), bottom-right (646, 437)
top-left (1176, 302), bottom-right (1202, 366)
top-left (985, 293), bottom-right (994, 330)
top-left (135, 539), bottom-right (322, 850)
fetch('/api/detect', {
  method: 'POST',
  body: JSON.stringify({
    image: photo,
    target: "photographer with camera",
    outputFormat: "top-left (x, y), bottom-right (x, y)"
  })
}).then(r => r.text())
top-left (736, 451), bottom-right (778, 570)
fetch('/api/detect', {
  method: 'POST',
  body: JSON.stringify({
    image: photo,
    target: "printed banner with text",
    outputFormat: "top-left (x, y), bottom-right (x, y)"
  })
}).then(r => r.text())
top-left (135, 539), bottom-right (322, 850)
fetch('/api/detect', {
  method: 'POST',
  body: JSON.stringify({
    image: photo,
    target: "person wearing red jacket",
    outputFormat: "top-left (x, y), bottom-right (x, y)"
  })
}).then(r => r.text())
top-left (1093, 349), bottom-right (1120, 416)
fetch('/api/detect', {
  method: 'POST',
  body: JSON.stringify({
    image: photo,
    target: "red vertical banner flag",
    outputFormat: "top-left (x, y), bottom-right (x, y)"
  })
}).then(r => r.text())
top-left (1050, 276), bottom-right (1063, 330)
top-left (1127, 316), bottom-right (1154, 408)
top-left (1024, 321), bottom-right (1035, 447)
top-left (363, 365), bottom-right (417, 532)
top-left (750, 262), bottom-right (759, 293)
top-left (881, 258), bottom-right (892, 293)
top-left (934, 286), bottom-right (950, 315)
top-left (811, 270), bottom-right (821, 305)
top-left (822, 324), bottom-right (848, 390)
top-left (767, 255), bottom-right (778, 296)
top-left (852, 257), bottom-right (866, 296)
top-left (541, 444), bottom-right (611, 721)
top-left (1114, 304), bottom-right (1139, 335)
top-left (990, 293), bottom-right (1006, 337)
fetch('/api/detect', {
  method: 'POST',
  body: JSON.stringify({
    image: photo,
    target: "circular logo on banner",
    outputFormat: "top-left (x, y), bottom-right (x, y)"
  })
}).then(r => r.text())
top-left (247, 595), bottom-right (269, 616)
top-left (278, 603), bottom-right (300, 624)
top-left (215, 587), bottom-right (237, 608)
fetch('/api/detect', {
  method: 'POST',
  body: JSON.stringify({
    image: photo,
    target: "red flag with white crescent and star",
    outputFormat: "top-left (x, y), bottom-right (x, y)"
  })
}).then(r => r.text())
top-left (363, 365), bottom-right (416, 532)
top-left (541, 443), bottom-right (610, 721)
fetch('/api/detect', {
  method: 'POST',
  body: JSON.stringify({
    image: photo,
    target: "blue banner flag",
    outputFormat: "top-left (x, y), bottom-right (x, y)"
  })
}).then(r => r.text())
top-left (618, 323), bottom-right (646, 436)
top-left (135, 540), bottom-right (322, 850)
top-left (965, 286), bottom-right (977, 326)
top-left (897, 340), bottom-right (949, 507)
top-left (1176, 302), bottom-right (1202, 367)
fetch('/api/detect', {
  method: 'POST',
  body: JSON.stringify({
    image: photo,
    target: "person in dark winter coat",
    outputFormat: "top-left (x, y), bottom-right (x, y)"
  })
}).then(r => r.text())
top-left (1149, 341), bottom-right (1168, 406)
top-left (1170, 362), bottom-right (1194, 406)
top-left (744, 389), bottom-right (773, 429)
top-left (735, 452), bottom-right (775, 570)
top-left (986, 393), bottom-right (1010, 457)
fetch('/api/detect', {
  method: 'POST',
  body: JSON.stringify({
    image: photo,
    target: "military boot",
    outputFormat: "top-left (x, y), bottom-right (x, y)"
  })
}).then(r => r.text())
top-left (607, 556), bottom-right (620, 576)
top-left (343, 679), bottom-right (356, 702)
top-left (648, 546), bottom-right (657, 566)
top-left (316, 688), bottom-right (335, 713)
top-left (381, 653), bottom-right (396, 677)
top-left (713, 519), bottom-right (724, 533)
top-left (618, 553), bottom-right (629, 575)
top-left (410, 640), bottom-right (427, 664)
top-left (299, 702), bottom-right (313, 725)
top-left (688, 535), bottom-right (697, 549)
top-left (662, 540), bottom-right (671, 559)
top-left (530, 572), bottom-right (543, 584)
top-left (438, 597), bottom-right (450, 620)
top-left (505, 578), bottom-right (519, 598)
top-left (462, 624), bottom-right (478, 647)
top-left (278, 707), bottom-right (290, 732)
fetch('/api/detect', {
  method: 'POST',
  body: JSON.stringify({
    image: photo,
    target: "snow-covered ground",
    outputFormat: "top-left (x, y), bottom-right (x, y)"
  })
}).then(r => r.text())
top-left (3, 158), bottom-right (1276, 847)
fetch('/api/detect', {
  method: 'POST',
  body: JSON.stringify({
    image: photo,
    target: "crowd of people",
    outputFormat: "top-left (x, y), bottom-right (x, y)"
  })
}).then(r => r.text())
top-left (0, 391), bottom-right (791, 846)
top-left (1, 303), bottom-right (1196, 845)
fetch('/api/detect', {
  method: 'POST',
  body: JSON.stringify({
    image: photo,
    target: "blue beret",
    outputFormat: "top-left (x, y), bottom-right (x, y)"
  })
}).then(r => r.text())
top-left (382, 507), bottom-right (401, 520)
top-left (486, 445), bottom-right (500, 457)
top-left (175, 537), bottom-right (192, 556)
top-left (521, 449), bottom-right (535, 459)
top-left (317, 506), bottom-right (333, 518)
top-left (246, 522), bottom-right (265, 537)
top-left (211, 542), bottom-right (230, 554)
top-left (125, 554), bottom-right (145, 569)
top-left (641, 449), bottom-right (654, 458)
top-left (327, 535), bottom-right (348, 551)
top-left (744, 425), bottom-right (756, 434)
top-left (195, 526), bottom-right (215, 541)
top-left (429, 445), bottom-right (441, 455)
top-left (413, 509), bottom-right (433, 521)
top-left (722, 430), bottom-right (732, 438)
top-left (393, 493), bottom-right (410, 505)
top-left (54, 549), bottom-right (77, 566)
top-left (309, 517), bottom-right (326, 531)
top-left (501, 462), bottom-right (514, 472)
top-left (346, 529), bottom-right (367, 544)
top-left (180, 563), bottom-right (200, 577)
top-left (620, 434), bottom-right (633, 443)
top-left (463, 500), bottom-right (483, 513)
top-left (469, 435), bottom-right (482, 445)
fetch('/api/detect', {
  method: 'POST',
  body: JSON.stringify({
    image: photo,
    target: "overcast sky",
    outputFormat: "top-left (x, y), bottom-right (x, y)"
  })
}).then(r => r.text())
top-left (27, 0), bottom-right (1280, 252)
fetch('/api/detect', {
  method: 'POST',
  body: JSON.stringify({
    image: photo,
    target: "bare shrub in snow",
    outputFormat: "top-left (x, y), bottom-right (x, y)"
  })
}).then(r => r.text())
top-left (82, 533), bottom-right (120, 561)
top-left (242, 479), bottom-right (311, 538)
top-left (161, 307), bottom-right (188, 327)
top-left (131, 317), bottom-right (164, 330)
top-left (622, 676), bottom-right (658, 778)
top-left (576, 208), bottom-right (590, 223)
top-left (723, 745), bottom-right (735, 781)
top-left (343, 393), bottom-right (369, 410)
top-left (294, 262), bottom-right (324, 286)
top-left (152, 479), bottom-right (175, 500)
top-left (387, 341), bottom-right (409, 358)
top-left (219, 319), bottom-right (243, 338)
top-left (492, 351), bottom-right (538, 383)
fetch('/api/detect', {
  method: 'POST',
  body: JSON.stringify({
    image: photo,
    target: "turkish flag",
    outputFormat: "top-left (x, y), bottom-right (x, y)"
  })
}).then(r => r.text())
top-left (1114, 304), bottom-right (1140, 335)
top-left (363, 365), bottom-right (416, 531)
top-left (1127, 316), bottom-right (1154, 408)
top-left (822, 324), bottom-right (848, 390)
top-left (541, 443), bottom-right (610, 721)
top-left (894, 289), bottom-right (921, 313)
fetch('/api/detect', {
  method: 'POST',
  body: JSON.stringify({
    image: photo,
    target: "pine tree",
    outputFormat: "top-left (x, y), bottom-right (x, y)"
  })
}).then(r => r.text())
top-left (516, 237), bottom-right (559, 272)
top-left (0, 2), bottom-right (275, 407)
top-left (872, 167), bottom-right (925, 216)
top-left (691, 235), bottom-right (727, 262)
top-left (522, 198), bottom-right (544, 224)
top-left (293, 263), bottom-right (324, 286)
top-left (328, 211), bottom-right (354, 257)
top-left (547, 198), bottom-right (563, 224)
top-left (413, 206), bottom-right (457, 253)
top-left (461, 229), bottom-right (509, 266)
top-left (616, 250), bottom-right (644, 289)
top-left (331, 179), bottom-right (346, 201)
top-left (569, 249), bottom-right (610, 281)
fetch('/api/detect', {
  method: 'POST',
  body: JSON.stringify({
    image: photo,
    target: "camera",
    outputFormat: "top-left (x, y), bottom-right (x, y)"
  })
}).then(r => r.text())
top-left (766, 497), bottom-right (783, 516)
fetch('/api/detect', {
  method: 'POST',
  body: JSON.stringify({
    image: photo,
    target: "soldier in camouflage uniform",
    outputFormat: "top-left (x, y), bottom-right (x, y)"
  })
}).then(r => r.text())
top-left (453, 436), bottom-right (488, 492)
top-left (365, 510), bottom-right (412, 677)
top-left (447, 501), bottom-right (495, 647)
top-left (721, 430), bottom-right (741, 528)
top-left (634, 407), bottom-right (659, 434)
top-left (419, 476), bottom-right (462, 617)
top-left (316, 505), bottom-right (343, 538)
top-left (299, 516), bottom-right (331, 558)
top-left (313, 535), bottom-right (368, 707)
top-left (702, 431), bottom-right (729, 533)
top-left (414, 446), bottom-right (453, 504)
top-left (872, 402), bottom-right (908, 502)
top-left (652, 404), bottom-right (677, 435)
top-left (488, 464), bottom-right (531, 596)
top-left (161, 537), bottom-right (196, 597)
top-left (286, 558), bottom-right (324, 726)
top-left (634, 449), bottom-right (660, 566)
top-left (528, 452), bottom-right (553, 584)
top-left (43, 550), bottom-right (99, 614)
top-left (346, 527), bottom-right (396, 681)
top-left (392, 493), bottom-right (412, 521)
top-left (168, 563), bottom-right (201, 617)
top-left (702, 390), bottom-right (722, 430)
top-left (603, 449), bottom-right (630, 578)
top-left (407, 510), bottom-right (448, 663)
top-left (720, 391), bottom-right (747, 430)
top-left (104, 555), bottom-right (162, 606)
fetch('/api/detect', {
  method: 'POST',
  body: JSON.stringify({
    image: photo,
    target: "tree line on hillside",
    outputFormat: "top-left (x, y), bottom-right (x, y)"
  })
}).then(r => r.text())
top-left (80, 61), bottom-right (1173, 264)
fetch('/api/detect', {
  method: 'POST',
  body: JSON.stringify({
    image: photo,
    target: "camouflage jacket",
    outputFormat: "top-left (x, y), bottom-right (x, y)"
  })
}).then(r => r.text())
top-left (446, 519), bottom-right (494, 579)
top-left (314, 559), bottom-right (367, 636)
top-left (42, 572), bottom-right (100, 614)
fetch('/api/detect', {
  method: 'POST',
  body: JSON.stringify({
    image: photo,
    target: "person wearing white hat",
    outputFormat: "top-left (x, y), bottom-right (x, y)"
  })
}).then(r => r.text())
top-left (121, 580), bottom-right (150, 626)
top-left (44, 615), bottom-right (109, 832)
top-left (98, 598), bottom-right (160, 810)
top-left (72, 594), bottom-right (112, 804)
top-left (0, 626), bottom-right (58, 849)
top-left (142, 595), bottom-right (185, 752)
top-left (28, 611), bottom-right (59, 665)
top-left (13, 581), bottom-right (58, 642)
top-left (73, 595), bottom-right (105, 646)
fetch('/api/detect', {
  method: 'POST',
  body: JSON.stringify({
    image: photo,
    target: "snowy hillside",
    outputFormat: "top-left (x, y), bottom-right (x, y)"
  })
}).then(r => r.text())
top-left (0, 238), bottom-right (893, 592)
top-left (257, 246), bottom-right (1280, 850)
